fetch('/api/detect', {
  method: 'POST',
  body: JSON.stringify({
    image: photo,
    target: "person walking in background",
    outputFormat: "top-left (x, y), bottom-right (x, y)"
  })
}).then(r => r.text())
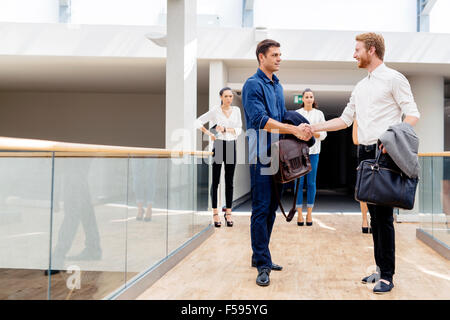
top-left (352, 119), bottom-right (371, 234)
top-left (309, 32), bottom-right (420, 294)
top-left (195, 87), bottom-right (242, 228)
top-left (131, 157), bottom-right (157, 222)
top-left (242, 39), bottom-right (312, 287)
top-left (295, 88), bottom-right (327, 227)
top-left (443, 157), bottom-right (450, 231)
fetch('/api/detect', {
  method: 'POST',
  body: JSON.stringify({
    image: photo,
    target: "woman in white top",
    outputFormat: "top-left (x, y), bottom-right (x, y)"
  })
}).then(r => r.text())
top-left (295, 88), bottom-right (327, 226)
top-left (195, 87), bottom-right (242, 228)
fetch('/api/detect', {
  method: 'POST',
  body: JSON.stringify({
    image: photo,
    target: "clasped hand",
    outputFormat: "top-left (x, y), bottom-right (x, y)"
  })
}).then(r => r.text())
top-left (294, 123), bottom-right (313, 141)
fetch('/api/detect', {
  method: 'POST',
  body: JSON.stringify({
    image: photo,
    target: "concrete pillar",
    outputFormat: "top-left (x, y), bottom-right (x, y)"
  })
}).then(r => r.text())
top-left (397, 75), bottom-right (445, 219)
top-left (166, 0), bottom-right (197, 150)
top-left (209, 61), bottom-right (228, 114)
top-left (208, 61), bottom-right (228, 210)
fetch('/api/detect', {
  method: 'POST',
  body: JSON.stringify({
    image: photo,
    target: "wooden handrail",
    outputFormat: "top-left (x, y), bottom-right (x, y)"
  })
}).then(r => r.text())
top-left (0, 136), bottom-right (212, 157)
top-left (1, 136), bottom-right (446, 158)
top-left (418, 152), bottom-right (450, 157)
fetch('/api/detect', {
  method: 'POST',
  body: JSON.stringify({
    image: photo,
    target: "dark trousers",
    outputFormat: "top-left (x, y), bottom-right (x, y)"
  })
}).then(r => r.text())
top-left (358, 144), bottom-right (396, 282)
top-left (211, 140), bottom-right (236, 209)
top-left (250, 161), bottom-right (278, 270)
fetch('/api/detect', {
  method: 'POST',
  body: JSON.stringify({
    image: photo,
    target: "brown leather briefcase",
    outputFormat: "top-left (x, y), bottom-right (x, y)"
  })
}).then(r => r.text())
top-left (271, 137), bottom-right (312, 221)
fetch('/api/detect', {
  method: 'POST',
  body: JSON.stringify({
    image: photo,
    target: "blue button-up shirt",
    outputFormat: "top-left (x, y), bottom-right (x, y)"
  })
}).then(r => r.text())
top-left (242, 68), bottom-right (286, 164)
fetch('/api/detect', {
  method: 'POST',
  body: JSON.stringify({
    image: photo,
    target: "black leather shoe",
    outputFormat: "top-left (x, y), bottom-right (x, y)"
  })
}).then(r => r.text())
top-left (362, 227), bottom-right (369, 233)
top-left (361, 273), bottom-right (380, 284)
top-left (271, 263), bottom-right (283, 271)
top-left (297, 221), bottom-right (304, 226)
top-left (251, 261), bottom-right (283, 271)
top-left (306, 221), bottom-right (313, 226)
top-left (373, 280), bottom-right (394, 294)
top-left (256, 268), bottom-right (270, 287)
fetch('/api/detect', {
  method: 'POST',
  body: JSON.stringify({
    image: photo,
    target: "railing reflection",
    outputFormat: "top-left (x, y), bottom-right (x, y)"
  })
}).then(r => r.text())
top-left (417, 152), bottom-right (450, 259)
top-left (0, 137), bottom-right (211, 300)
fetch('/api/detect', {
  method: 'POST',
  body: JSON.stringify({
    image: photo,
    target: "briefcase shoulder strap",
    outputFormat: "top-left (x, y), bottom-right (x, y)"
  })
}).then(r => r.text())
top-left (272, 176), bottom-right (300, 222)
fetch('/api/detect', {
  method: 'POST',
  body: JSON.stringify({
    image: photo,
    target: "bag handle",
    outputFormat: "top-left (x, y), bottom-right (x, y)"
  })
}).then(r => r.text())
top-left (272, 176), bottom-right (300, 222)
top-left (371, 143), bottom-right (382, 170)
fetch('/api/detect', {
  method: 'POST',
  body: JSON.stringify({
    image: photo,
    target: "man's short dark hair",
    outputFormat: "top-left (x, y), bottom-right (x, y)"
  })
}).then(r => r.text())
top-left (256, 39), bottom-right (280, 65)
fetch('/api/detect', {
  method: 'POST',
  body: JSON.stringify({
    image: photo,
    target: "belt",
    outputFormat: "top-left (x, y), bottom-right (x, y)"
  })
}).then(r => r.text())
top-left (358, 144), bottom-right (376, 153)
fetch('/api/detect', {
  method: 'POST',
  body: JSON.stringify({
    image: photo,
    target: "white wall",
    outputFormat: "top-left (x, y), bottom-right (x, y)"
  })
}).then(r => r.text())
top-left (70, 0), bottom-right (243, 27)
top-left (0, 0), bottom-right (59, 23)
top-left (0, 91), bottom-right (209, 149)
top-left (254, 0), bottom-right (417, 32)
top-left (430, 0), bottom-right (450, 34)
top-left (71, 0), bottom-right (166, 26)
top-left (409, 76), bottom-right (445, 153)
top-left (0, 92), bottom-right (166, 148)
top-left (197, 0), bottom-right (242, 27)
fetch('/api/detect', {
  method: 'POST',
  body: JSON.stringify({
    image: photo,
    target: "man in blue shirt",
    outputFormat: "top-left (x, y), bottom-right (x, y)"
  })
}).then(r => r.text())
top-left (242, 39), bottom-right (312, 287)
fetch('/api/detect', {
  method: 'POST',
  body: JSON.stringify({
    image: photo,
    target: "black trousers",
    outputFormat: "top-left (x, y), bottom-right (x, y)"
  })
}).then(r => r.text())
top-left (211, 140), bottom-right (236, 209)
top-left (357, 144), bottom-right (396, 282)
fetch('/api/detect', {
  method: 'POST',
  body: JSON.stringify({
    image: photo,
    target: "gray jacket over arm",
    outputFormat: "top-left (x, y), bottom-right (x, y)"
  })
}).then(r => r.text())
top-left (379, 123), bottom-right (420, 178)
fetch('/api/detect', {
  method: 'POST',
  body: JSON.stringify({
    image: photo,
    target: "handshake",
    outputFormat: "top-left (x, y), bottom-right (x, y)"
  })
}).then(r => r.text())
top-left (294, 123), bottom-right (315, 141)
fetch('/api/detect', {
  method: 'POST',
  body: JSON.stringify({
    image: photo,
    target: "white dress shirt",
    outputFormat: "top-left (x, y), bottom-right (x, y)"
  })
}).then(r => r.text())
top-left (340, 63), bottom-right (421, 145)
top-left (194, 106), bottom-right (243, 141)
top-left (296, 108), bottom-right (327, 154)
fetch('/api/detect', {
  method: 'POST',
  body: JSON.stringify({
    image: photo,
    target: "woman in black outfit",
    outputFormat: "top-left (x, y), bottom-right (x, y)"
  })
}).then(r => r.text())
top-left (195, 87), bottom-right (242, 227)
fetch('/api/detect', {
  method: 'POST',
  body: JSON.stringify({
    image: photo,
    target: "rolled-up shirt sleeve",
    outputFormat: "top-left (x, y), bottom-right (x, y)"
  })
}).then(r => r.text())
top-left (318, 111), bottom-right (327, 141)
top-left (242, 80), bottom-right (270, 129)
top-left (233, 108), bottom-right (243, 137)
top-left (339, 90), bottom-right (356, 127)
top-left (194, 109), bottom-right (215, 129)
top-left (392, 72), bottom-right (421, 119)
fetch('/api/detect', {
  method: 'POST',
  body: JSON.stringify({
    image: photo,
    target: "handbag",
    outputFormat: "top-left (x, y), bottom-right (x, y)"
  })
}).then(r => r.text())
top-left (355, 150), bottom-right (419, 210)
top-left (271, 137), bottom-right (312, 221)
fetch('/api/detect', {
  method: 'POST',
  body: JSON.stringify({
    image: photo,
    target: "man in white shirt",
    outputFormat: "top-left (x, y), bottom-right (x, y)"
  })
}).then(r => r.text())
top-left (310, 32), bottom-right (420, 294)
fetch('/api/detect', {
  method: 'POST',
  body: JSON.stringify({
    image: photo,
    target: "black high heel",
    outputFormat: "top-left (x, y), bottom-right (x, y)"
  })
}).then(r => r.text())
top-left (362, 227), bottom-right (369, 233)
top-left (213, 213), bottom-right (221, 228)
top-left (297, 212), bottom-right (304, 226)
top-left (224, 213), bottom-right (233, 227)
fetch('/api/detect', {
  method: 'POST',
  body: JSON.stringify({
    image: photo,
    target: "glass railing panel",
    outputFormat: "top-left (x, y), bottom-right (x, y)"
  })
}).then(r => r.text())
top-left (419, 156), bottom-right (433, 234)
top-left (125, 156), bottom-right (168, 284)
top-left (49, 155), bottom-right (128, 300)
top-left (193, 155), bottom-right (211, 234)
top-left (432, 156), bottom-right (450, 247)
top-left (167, 155), bottom-right (195, 255)
top-left (0, 152), bottom-right (53, 300)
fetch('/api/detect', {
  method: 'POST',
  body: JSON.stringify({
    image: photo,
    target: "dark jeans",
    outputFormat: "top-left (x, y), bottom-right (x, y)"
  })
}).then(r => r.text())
top-left (250, 161), bottom-right (278, 271)
top-left (358, 144), bottom-right (396, 282)
top-left (211, 140), bottom-right (236, 209)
